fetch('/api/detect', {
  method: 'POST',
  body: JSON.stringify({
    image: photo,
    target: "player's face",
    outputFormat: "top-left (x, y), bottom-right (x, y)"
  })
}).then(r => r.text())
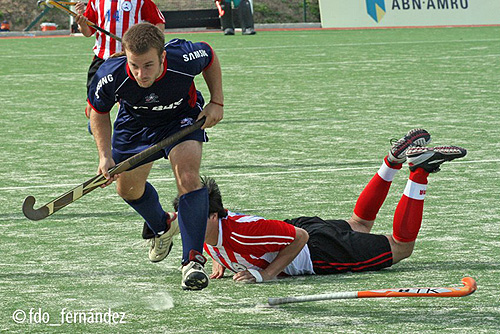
top-left (126, 48), bottom-right (165, 88)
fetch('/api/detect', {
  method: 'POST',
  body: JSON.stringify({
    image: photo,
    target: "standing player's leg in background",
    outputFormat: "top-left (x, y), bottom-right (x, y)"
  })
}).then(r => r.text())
top-left (348, 129), bottom-right (431, 232)
top-left (220, 0), bottom-right (235, 35)
top-left (238, 0), bottom-right (256, 35)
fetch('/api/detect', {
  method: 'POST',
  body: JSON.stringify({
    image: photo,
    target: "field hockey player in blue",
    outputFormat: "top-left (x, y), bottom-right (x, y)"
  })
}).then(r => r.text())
top-left (87, 23), bottom-right (224, 290)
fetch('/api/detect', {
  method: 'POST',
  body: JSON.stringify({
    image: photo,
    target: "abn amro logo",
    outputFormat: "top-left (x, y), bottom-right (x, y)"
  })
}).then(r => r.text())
top-left (366, 0), bottom-right (386, 23)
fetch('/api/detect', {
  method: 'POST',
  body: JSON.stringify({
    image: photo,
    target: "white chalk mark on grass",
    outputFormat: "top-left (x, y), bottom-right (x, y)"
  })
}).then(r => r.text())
top-left (1, 159), bottom-right (498, 192)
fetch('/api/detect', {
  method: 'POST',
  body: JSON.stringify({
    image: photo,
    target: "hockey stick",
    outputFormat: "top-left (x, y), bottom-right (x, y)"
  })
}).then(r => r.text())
top-left (37, 0), bottom-right (78, 7)
top-left (215, 0), bottom-right (225, 17)
top-left (42, 0), bottom-right (122, 42)
top-left (22, 117), bottom-right (206, 221)
top-left (267, 277), bottom-right (477, 306)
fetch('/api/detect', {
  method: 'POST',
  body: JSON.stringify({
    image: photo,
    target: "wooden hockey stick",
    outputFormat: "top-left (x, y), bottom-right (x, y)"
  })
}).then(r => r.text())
top-left (267, 277), bottom-right (477, 306)
top-left (23, 117), bottom-right (206, 221)
top-left (44, 0), bottom-right (122, 42)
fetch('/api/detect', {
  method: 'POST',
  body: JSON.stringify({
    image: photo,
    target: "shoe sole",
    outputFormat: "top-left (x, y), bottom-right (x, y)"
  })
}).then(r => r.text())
top-left (407, 146), bottom-right (467, 172)
top-left (392, 129), bottom-right (431, 158)
top-left (182, 271), bottom-right (209, 290)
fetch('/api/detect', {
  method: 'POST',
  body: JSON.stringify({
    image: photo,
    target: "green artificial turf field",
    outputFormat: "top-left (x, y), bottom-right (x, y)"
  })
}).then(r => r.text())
top-left (1, 27), bottom-right (499, 333)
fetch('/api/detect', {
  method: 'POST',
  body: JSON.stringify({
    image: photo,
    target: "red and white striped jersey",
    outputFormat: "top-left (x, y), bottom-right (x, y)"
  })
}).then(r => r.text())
top-left (84, 0), bottom-right (165, 59)
top-left (204, 211), bottom-right (315, 276)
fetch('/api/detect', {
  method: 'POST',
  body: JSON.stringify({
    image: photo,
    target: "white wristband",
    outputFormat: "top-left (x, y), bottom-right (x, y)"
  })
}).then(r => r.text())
top-left (247, 269), bottom-right (263, 283)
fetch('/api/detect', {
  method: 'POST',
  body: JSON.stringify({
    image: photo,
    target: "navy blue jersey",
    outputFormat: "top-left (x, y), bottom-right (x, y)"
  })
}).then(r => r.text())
top-left (88, 38), bottom-right (214, 127)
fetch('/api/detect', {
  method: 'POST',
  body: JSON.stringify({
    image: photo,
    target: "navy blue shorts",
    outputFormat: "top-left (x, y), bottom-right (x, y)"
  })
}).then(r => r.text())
top-left (285, 216), bottom-right (393, 275)
top-left (111, 105), bottom-right (208, 168)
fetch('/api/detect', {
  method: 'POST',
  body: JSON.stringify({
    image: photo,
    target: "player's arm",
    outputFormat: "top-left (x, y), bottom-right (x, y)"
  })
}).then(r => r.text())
top-left (87, 65), bottom-right (120, 186)
top-left (233, 227), bottom-right (309, 283)
top-left (89, 110), bottom-right (117, 187)
top-left (142, 0), bottom-right (166, 32)
top-left (199, 50), bottom-right (224, 129)
top-left (75, 1), bottom-right (93, 37)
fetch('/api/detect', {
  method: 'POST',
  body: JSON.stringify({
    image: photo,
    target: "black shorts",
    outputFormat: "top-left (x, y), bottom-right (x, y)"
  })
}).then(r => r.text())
top-left (285, 216), bottom-right (393, 275)
top-left (86, 56), bottom-right (105, 94)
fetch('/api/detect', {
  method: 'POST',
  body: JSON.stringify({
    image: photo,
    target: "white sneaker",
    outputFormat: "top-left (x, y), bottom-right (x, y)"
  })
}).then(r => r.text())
top-left (181, 250), bottom-right (209, 290)
top-left (148, 213), bottom-right (179, 263)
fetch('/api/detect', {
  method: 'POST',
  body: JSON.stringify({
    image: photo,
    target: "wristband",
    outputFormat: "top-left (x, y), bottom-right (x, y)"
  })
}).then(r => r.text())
top-left (209, 100), bottom-right (224, 107)
top-left (247, 268), bottom-right (263, 283)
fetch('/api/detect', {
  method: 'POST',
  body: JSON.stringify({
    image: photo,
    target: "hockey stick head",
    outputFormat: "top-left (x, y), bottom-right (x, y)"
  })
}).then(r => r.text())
top-left (23, 196), bottom-right (49, 221)
top-left (461, 277), bottom-right (477, 296)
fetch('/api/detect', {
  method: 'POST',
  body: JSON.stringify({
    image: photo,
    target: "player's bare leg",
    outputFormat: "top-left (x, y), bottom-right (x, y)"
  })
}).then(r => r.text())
top-left (386, 237), bottom-right (415, 264)
top-left (116, 162), bottom-right (152, 200)
top-left (347, 214), bottom-right (374, 233)
top-left (169, 140), bottom-right (203, 195)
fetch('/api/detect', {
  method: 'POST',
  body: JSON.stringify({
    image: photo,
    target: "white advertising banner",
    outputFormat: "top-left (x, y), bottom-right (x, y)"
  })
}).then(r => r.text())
top-left (318, 0), bottom-right (500, 28)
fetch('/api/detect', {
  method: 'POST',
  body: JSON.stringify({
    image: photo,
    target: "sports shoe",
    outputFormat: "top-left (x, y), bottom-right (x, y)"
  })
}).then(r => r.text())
top-left (148, 212), bottom-right (179, 263)
top-left (388, 128), bottom-right (432, 164)
top-left (181, 250), bottom-right (210, 291)
top-left (242, 28), bottom-right (256, 35)
top-left (407, 146), bottom-right (467, 173)
top-left (224, 28), bottom-right (235, 35)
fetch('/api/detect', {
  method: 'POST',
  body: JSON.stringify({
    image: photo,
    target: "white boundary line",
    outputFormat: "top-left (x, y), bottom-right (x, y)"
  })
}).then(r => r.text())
top-left (1, 159), bottom-right (498, 192)
top-left (0, 37), bottom-right (499, 60)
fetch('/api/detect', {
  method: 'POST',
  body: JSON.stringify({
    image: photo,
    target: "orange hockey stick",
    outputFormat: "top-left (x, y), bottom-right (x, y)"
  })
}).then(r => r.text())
top-left (267, 277), bottom-right (477, 306)
top-left (215, 0), bottom-right (225, 17)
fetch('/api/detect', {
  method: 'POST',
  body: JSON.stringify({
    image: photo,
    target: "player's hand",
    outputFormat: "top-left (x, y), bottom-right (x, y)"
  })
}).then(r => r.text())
top-left (210, 261), bottom-right (226, 279)
top-left (198, 102), bottom-right (223, 129)
top-left (74, 14), bottom-right (87, 27)
top-left (75, 1), bottom-right (86, 14)
top-left (233, 270), bottom-right (255, 283)
top-left (97, 157), bottom-right (119, 188)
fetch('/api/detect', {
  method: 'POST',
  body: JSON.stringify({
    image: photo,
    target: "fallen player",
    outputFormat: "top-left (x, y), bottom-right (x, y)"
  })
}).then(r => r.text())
top-left (168, 129), bottom-right (466, 283)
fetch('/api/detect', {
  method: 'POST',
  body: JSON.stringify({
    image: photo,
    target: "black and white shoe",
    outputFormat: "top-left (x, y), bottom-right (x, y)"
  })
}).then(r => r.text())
top-left (407, 146), bottom-right (467, 173)
top-left (181, 250), bottom-right (209, 291)
top-left (388, 128), bottom-right (432, 164)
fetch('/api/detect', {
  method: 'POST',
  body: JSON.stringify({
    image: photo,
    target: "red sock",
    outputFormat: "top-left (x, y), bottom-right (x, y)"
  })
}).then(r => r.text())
top-left (392, 168), bottom-right (429, 242)
top-left (353, 156), bottom-right (402, 221)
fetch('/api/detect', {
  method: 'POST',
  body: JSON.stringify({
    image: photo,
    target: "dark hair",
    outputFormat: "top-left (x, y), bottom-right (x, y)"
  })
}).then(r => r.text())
top-left (122, 22), bottom-right (165, 58)
top-left (172, 176), bottom-right (227, 218)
